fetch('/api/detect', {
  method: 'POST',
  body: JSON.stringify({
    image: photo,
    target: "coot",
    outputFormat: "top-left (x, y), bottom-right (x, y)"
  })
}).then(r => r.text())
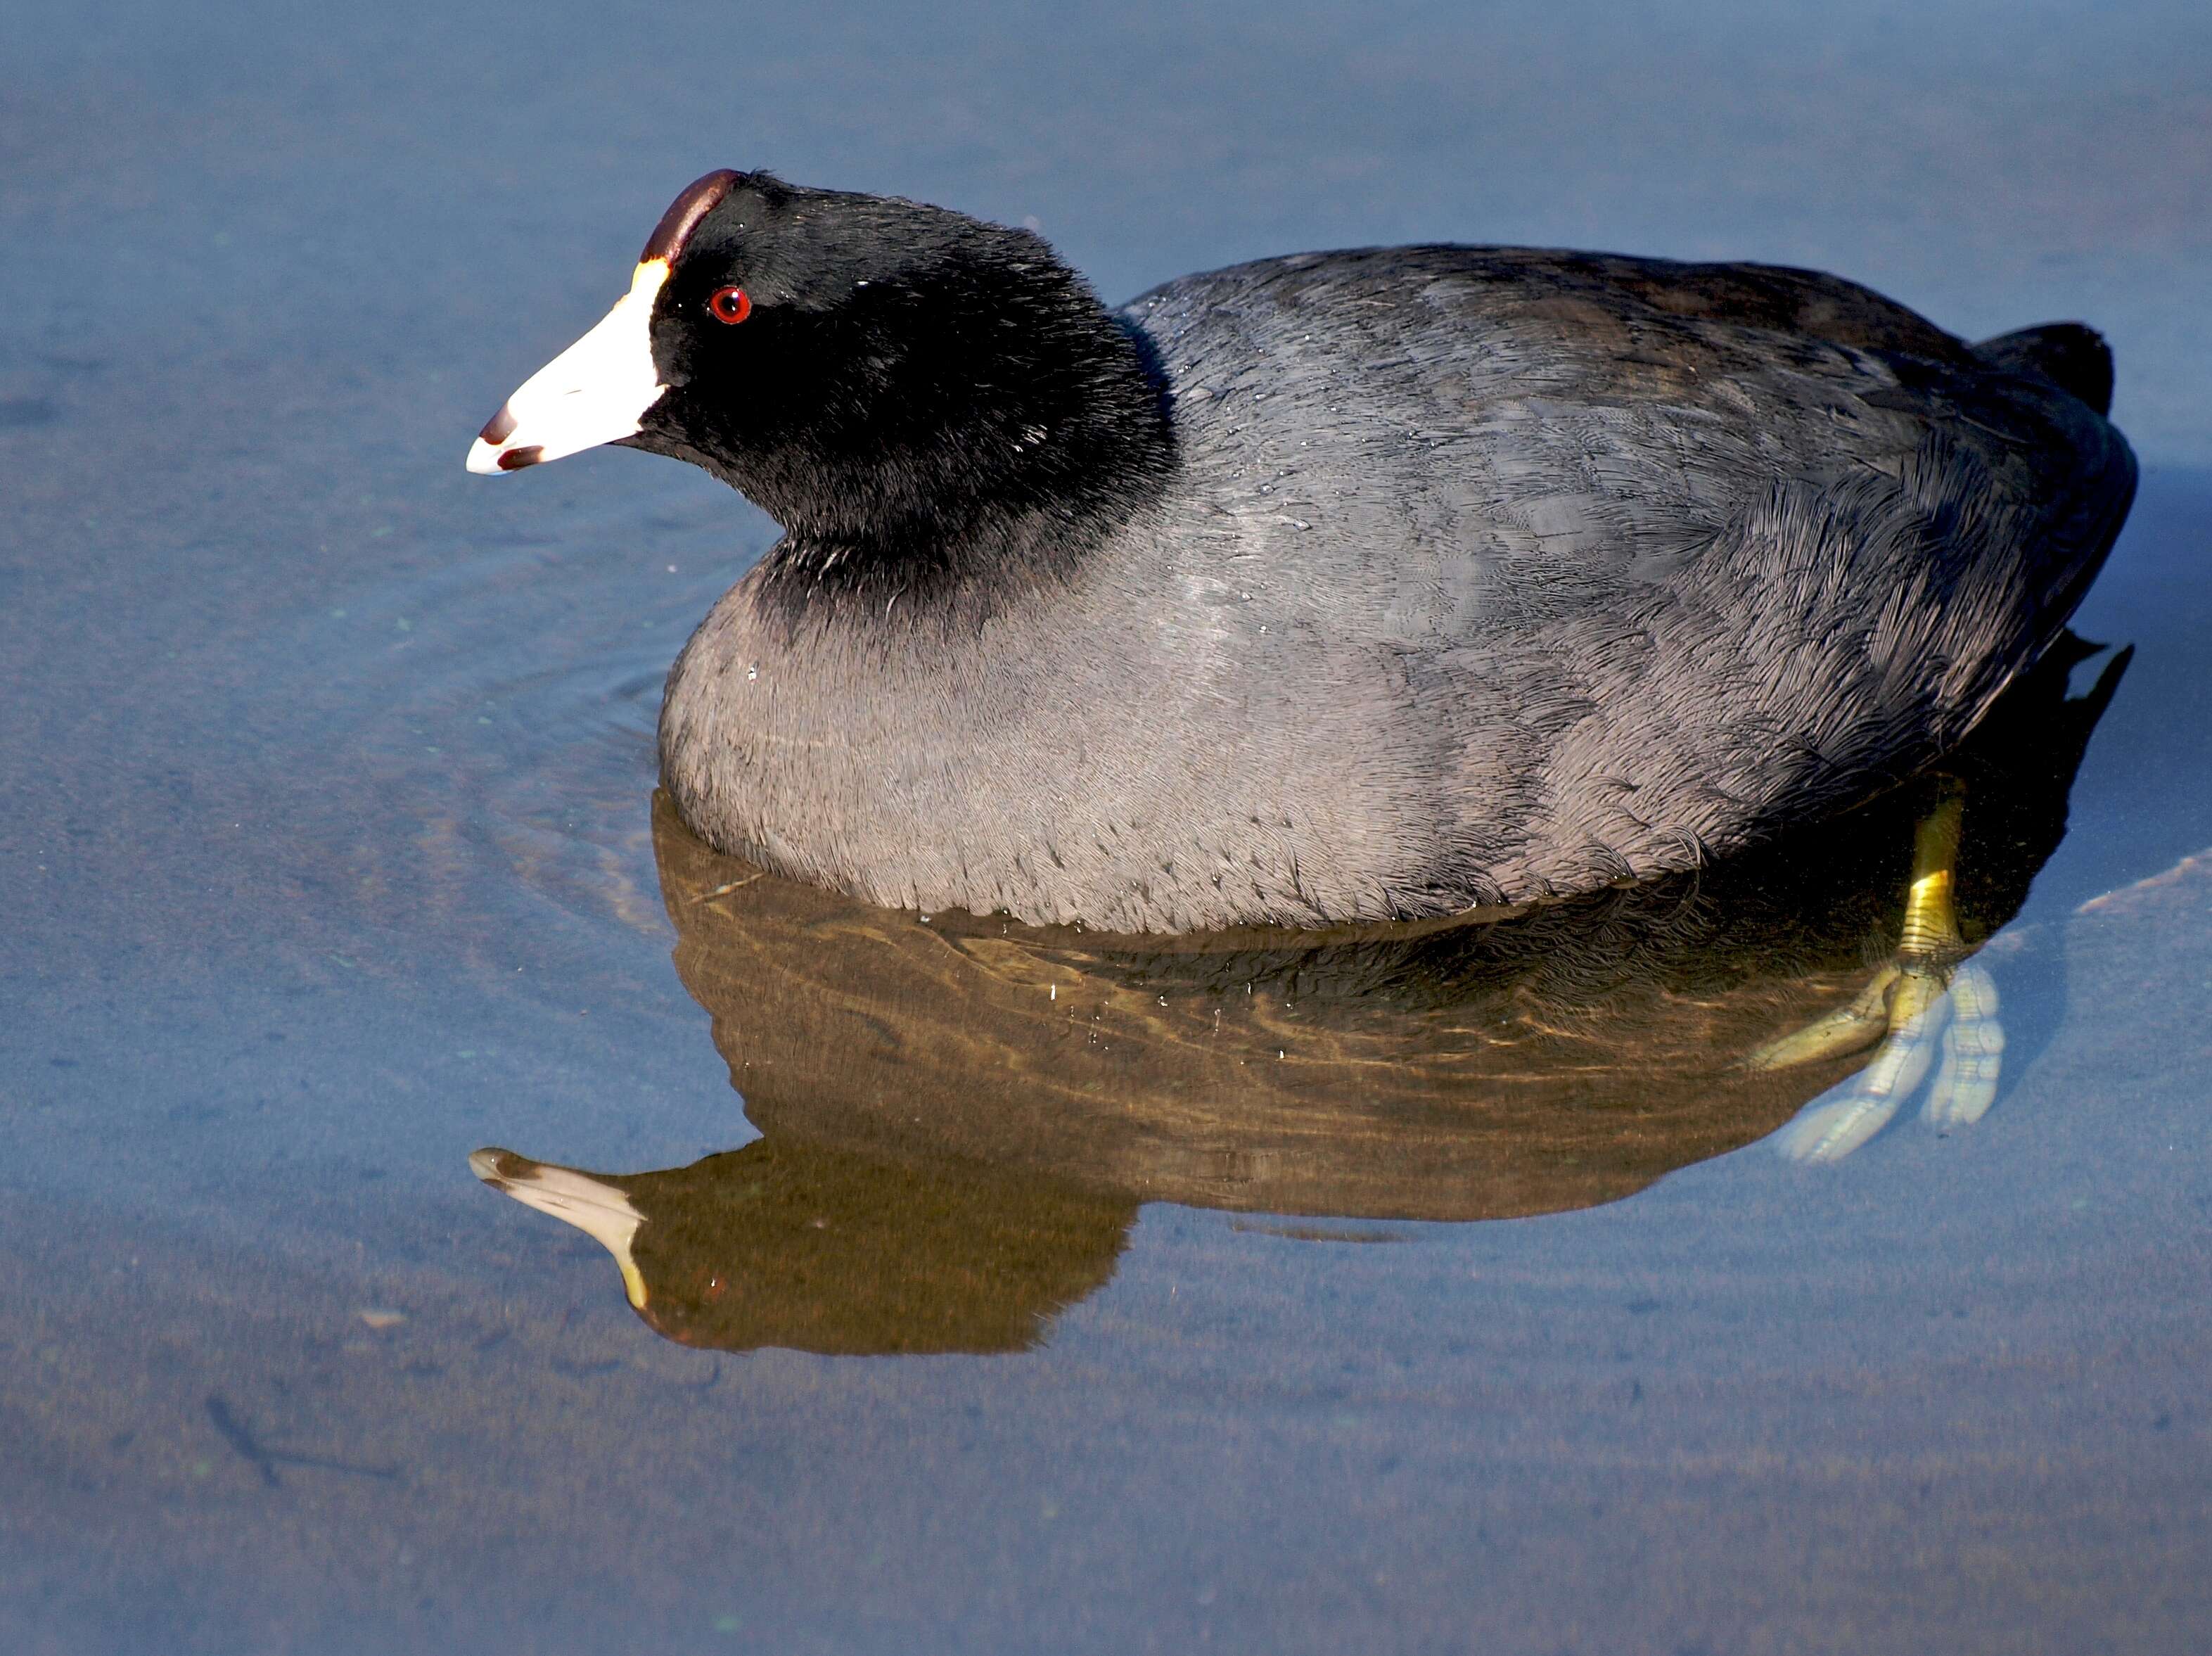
top-left (467, 170), bottom-right (2133, 933)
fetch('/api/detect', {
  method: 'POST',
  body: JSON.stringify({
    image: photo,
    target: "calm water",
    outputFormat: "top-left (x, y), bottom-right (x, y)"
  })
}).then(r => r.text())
top-left (6, 4), bottom-right (2211, 1651)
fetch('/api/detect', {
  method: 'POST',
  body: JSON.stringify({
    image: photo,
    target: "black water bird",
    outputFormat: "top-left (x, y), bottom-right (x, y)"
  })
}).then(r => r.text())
top-left (468, 170), bottom-right (2133, 932)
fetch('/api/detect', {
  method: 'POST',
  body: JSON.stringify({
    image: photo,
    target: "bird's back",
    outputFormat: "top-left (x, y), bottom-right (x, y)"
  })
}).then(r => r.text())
top-left (1120, 246), bottom-right (2135, 905)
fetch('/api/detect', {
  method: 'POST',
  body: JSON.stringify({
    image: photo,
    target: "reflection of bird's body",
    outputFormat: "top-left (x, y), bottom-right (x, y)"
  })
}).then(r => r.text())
top-left (471, 171), bottom-right (2135, 933)
top-left (470, 1141), bottom-right (1129, 1358)
top-left (471, 640), bottom-right (2127, 1354)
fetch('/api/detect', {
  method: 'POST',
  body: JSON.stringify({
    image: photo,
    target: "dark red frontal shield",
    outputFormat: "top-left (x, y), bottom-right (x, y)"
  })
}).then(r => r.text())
top-left (641, 169), bottom-right (741, 264)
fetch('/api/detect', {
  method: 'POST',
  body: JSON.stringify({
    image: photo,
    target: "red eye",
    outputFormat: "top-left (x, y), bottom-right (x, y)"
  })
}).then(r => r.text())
top-left (708, 286), bottom-right (751, 325)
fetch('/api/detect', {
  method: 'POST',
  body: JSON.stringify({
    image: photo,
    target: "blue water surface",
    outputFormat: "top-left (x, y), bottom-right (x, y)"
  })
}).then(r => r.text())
top-left (4, 4), bottom-right (2210, 1652)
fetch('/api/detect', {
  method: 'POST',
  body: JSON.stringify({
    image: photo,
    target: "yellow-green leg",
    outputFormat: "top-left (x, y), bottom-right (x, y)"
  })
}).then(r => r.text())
top-left (1760, 786), bottom-right (2007, 1161)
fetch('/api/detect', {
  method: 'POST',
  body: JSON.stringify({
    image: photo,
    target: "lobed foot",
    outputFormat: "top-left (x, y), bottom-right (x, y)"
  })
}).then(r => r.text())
top-left (1761, 786), bottom-right (2010, 1161)
top-left (1771, 962), bottom-right (1969, 1162)
top-left (1922, 960), bottom-right (2004, 1130)
top-left (1747, 964), bottom-right (1900, 1071)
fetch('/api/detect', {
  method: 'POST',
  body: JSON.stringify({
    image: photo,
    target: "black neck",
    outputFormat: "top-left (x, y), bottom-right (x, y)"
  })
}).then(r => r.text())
top-left (642, 234), bottom-right (1179, 623)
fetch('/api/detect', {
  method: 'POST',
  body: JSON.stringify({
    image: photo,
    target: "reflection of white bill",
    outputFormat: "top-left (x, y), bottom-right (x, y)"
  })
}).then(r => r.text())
top-left (470, 1148), bottom-right (648, 1308)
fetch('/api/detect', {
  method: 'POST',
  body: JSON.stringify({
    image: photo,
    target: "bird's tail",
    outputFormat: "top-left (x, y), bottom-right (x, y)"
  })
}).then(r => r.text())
top-left (1971, 322), bottom-right (2115, 416)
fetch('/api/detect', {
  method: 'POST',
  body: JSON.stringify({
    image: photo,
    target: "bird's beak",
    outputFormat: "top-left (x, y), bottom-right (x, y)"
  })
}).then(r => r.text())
top-left (465, 258), bottom-right (672, 475)
top-left (471, 1147), bottom-right (651, 1308)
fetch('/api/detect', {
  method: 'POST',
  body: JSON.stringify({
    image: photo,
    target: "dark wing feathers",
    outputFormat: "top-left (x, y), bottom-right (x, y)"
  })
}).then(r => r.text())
top-left (1129, 246), bottom-right (2134, 903)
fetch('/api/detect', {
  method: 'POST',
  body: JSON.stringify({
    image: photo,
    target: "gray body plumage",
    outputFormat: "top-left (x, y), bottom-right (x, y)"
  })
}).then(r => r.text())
top-left (660, 246), bottom-right (2134, 932)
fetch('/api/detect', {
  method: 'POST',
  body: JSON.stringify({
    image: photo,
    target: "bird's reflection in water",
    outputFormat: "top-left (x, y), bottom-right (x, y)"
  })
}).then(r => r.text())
top-left (475, 638), bottom-right (2125, 1356)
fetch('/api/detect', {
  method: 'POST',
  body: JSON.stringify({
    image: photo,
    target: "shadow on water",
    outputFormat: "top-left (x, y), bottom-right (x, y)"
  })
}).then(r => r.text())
top-left (475, 637), bottom-right (2127, 1357)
